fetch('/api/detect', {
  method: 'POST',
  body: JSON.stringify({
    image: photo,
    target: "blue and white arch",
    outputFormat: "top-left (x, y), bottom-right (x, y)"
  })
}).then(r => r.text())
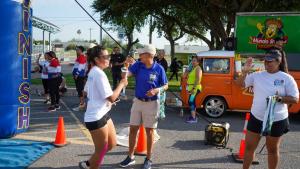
top-left (0, 0), bottom-right (32, 138)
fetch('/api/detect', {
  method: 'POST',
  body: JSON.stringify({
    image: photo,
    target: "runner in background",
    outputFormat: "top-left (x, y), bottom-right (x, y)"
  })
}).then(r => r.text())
top-left (47, 51), bottom-right (62, 112)
top-left (72, 46), bottom-right (87, 111)
top-left (34, 53), bottom-right (50, 103)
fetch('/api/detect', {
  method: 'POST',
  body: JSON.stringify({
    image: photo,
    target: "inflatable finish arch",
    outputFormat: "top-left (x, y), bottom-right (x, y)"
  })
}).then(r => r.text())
top-left (0, 0), bottom-right (32, 138)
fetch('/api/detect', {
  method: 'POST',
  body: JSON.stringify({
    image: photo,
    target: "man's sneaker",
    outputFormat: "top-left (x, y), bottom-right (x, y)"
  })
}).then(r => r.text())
top-left (43, 99), bottom-right (50, 104)
top-left (119, 155), bottom-right (135, 168)
top-left (78, 161), bottom-right (89, 169)
top-left (55, 104), bottom-right (61, 110)
top-left (48, 106), bottom-right (56, 112)
top-left (186, 116), bottom-right (198, 123)
top-left (141, 158), bottom-right (152, 169)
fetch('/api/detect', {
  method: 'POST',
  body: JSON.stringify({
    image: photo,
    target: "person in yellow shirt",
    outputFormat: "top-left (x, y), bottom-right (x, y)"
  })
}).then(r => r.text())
top-left (184, 56), bottom-right (202, 123)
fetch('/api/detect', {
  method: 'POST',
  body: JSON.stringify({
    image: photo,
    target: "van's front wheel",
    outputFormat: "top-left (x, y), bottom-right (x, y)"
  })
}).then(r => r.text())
top-left (204, 97), bottom-right (227, 118)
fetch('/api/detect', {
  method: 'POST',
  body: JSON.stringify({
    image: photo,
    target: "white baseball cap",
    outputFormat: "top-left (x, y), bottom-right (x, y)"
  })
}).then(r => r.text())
top-left (89, 43), bottom-right (97, 49)
top-left (137, 44), bottom-right (156, 55)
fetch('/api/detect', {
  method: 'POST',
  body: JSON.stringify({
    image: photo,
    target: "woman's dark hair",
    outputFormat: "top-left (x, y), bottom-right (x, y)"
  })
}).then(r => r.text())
top-left (76, 46), bottom-right (85, 52)
top-left (191, 55), bottom-right (201, 64)
top-left (48, 51), bottom-right (57, 59)
top-left (266, 48), bottom-right (288, 73)
top-left (87, 45), bottom-right (106, 65)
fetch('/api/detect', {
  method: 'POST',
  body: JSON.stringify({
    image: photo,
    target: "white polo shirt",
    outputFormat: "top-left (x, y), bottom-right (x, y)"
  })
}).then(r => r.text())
top-left (245, 71), bottom-right (299, 121)
top-left (84, 66), bottom-right (113, 122)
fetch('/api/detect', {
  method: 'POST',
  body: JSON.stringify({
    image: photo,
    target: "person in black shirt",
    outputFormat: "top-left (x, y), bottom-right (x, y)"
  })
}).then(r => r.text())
top-left (155, 50), bottom-right (168, 73)
top-left (110, 47), bottom-right (126, 90)
top-left (169, 58), bottom-right (180, 81)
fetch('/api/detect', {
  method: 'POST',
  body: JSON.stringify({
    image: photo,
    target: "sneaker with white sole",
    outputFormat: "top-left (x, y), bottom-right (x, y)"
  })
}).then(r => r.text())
top-left (119, 155), bottom-right (135, 168)
top-left (48, 106), bottom-right (56, 112)
top-left (43, 99), bottom-right (50, 104)
top-left (72, 105), bottom-right (80, 111)
top-left (55, 104), bottom-right (61, 110)
top-left (78, 161), bottom-right (89, 169)
top-left (141, 158), bottom-right (152, 169)
top-left (72, 104), bottom-right (86, 111)
top-left (186, 116), bottom-right (198, 123)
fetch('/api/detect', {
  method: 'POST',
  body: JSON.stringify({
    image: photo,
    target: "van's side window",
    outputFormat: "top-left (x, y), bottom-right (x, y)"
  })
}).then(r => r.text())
top-left (203, 58), bottom-right (230, 74)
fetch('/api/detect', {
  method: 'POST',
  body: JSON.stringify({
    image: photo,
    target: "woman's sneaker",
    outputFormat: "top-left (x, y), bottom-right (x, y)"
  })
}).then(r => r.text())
top-left (119, 155), bottom-right (135, 168)
top-left (186, 116), bottom-right (198, 123)
top-left (141, 158), bottom-right (152, 169)
top-left (78, 161), bottom-right (89, 169)
top-left (55, 104), bottom-right (61, 110)
top-left (72, 103), bottom-right (86, 111)
top-left (48, 106), bottom-right (56, 112)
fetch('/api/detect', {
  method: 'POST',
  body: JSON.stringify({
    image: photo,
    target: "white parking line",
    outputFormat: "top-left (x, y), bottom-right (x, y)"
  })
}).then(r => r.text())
top-left (23, 128), bottom-right (80, 134)
top-left (60, 99), bottom-right (93, 143)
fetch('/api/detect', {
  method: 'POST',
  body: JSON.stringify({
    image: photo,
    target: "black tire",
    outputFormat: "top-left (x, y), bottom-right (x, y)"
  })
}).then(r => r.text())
top-left (204, 97), bottom-right (227, 118)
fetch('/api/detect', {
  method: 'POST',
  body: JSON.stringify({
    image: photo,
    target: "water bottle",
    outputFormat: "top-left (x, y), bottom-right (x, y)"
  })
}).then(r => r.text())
top-left (179, 109), bottom-right (184, 117)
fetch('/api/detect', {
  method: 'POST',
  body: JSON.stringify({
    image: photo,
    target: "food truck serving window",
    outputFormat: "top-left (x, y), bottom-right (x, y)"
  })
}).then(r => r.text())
top-left (203, 58), bottom-right (230, 74)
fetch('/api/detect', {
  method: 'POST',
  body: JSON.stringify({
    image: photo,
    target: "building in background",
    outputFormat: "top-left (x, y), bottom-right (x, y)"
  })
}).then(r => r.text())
top-left (164, 45), bottom-right (209, 65)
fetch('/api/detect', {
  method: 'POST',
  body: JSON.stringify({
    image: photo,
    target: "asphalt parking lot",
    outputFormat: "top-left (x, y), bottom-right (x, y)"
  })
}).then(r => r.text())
top-left (18, 87), bottom-right (300, 169)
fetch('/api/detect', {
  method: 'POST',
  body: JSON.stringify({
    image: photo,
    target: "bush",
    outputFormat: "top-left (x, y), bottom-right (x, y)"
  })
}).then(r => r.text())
top-left (65, 44), bottom-right (77, 51)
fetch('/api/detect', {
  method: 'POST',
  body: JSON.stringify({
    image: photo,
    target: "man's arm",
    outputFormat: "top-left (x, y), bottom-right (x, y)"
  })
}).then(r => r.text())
top-left (146, 83), bottom-right (168, 97)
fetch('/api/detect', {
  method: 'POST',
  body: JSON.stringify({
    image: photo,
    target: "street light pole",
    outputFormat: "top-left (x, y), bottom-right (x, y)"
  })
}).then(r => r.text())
top-left (89, 28), bottom-right (92, 42)
top-left (99, 12), bottom-right (102, 45)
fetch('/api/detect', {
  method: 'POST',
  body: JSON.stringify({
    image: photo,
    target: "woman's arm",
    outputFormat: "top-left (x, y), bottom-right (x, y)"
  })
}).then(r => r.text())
top-left (107, 78), bottom-right (128, 102)
top-left (277, 96), bottom-right (299, 104)
top-left (235, 57), bottom-right (253, 87)
top-left (36, 54), bottom-right (42, 65)
top-left (193, 66), bottom-right (202, 89)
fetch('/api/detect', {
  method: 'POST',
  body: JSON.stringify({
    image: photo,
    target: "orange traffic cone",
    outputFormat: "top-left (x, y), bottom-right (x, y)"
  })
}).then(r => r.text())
top-left (232, 113), bottom-right (258, 164)
top-left (53, 116), bottom-right (68, 147)
top-left (135, 125), bottom-right (147, 155)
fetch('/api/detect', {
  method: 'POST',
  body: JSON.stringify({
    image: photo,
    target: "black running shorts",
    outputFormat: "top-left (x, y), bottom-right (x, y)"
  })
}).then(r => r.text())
top-left (247, 113), bottom-right (289, 137)
top-left (85, 113), bottom-right (111, 131)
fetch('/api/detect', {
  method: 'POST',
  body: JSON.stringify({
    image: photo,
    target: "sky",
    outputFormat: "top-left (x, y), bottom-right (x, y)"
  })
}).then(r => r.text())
top-left (31, 0), bottom-right (203, 49)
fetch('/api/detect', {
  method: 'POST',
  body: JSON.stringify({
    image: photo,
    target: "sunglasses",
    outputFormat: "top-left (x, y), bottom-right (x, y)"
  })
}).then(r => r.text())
top-left (100, 55), bottom-right (111, 60)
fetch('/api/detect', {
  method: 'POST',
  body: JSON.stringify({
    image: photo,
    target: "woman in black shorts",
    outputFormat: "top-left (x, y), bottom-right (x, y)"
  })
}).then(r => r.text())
top-left (236, 49), bottom-right (299, 169)
top-left (78, 46), bottom-right (128, 169)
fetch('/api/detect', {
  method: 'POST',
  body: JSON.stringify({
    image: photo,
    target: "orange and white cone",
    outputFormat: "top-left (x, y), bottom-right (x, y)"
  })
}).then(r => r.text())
top-left (53, 116), bottom-right (69, 147)
top-left (232, 113), bottom-right (258, 164)
top-left (134, 125), bottom-right (147, 155)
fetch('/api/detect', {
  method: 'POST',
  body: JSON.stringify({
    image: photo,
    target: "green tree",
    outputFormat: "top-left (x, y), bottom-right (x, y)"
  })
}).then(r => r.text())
top-left (155, 0), bottom-right (300, 49)
top-left (65, 44), bottom-right (76, 51)
top-left (92, 0), bottom-right (147, 55)
top-left (33, 39), bottom-right (49, 45)
top-left (154, 11), bottom-right (185, 59)
top-left (92, 0), bottom-right (300, 50)
top-left (101, 36), bottom-right (118, 49)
